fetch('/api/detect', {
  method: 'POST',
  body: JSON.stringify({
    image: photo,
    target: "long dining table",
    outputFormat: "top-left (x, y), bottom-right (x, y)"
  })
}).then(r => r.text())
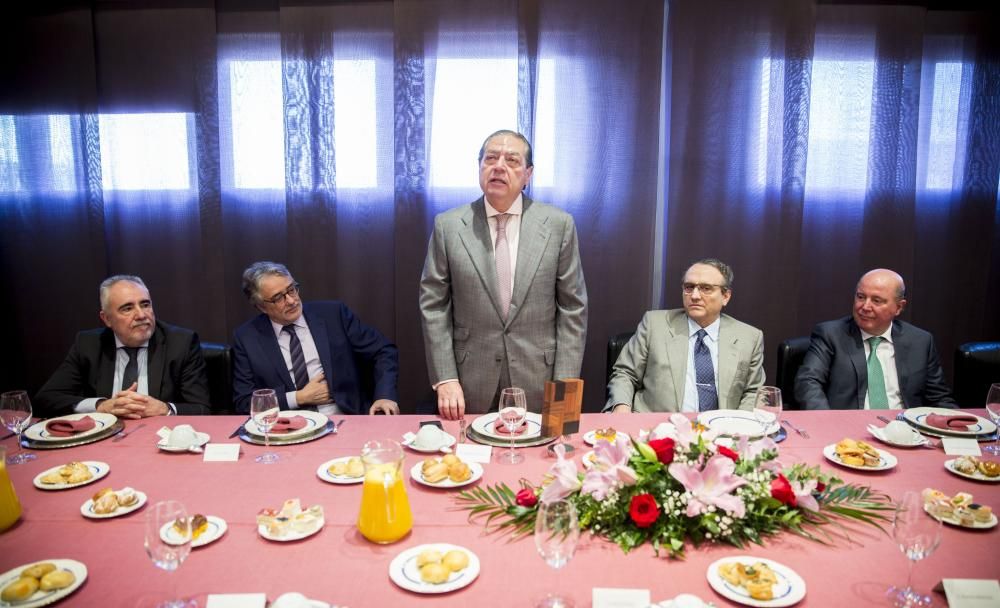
top-left (2, 409), bottom-right (999, 607)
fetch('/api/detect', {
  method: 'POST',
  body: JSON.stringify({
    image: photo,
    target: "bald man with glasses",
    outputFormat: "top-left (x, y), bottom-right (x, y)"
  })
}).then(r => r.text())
top-left (605, 259), bottom-right (765, 413)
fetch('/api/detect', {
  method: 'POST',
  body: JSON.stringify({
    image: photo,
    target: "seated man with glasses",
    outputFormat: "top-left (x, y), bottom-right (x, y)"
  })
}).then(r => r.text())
top-left (232, 261), bottom-right (400, 415)
top-left (35, 275), bottom-right (211, 418)
top-left (605, 259), bottom-right (764, 413)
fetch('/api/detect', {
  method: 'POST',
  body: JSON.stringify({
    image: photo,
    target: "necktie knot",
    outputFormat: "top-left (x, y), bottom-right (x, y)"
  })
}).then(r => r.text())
top-left (867, 336), bottom-right (882, 353)
top-left (282, 324), bottom-right (296, 335)
top-left (495, 213), bottom-right (510, 232)
top-left (123, 346), bottom-right (139, 360)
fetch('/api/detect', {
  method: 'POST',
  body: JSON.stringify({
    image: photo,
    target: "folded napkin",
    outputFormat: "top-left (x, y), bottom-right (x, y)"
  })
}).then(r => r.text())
top-left (270, 416), bottom-right (308, 434)
top-left (46, 416), bottom-right (96, 437)
top-left (925, 413), bottom-right (979, 431)
top-left (494, 415), bottom-right (527, 435)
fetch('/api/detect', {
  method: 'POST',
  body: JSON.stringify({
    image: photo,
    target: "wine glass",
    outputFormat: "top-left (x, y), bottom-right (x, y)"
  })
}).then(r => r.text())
top-left (1, 391), bottom-right (36, 465)
top-left (984, 383), bottom-right (1000, 456)
top-left (889, 491), bottom-right (941, 607)
top-left (496, 387), bottom-right (527, 465)
top-left (752, 386), bottom-right (782, 436)
top-left (250, 388), bottom-right (280, 464)
top-left (145, 500), bottom-right (194, 608)
top-left (534, 498), bottom-right (580, 608)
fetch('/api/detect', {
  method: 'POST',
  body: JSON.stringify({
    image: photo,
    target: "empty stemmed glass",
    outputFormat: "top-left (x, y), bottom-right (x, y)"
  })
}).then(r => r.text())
top-left (250, 388), bottom-right (280, 464)
top-left (889, 490), bottom-right (942, 607)
top-left (534, 498), bottom-right (580, 608)
top-left (752, 386), bottom-right (783, 436)
top-left (984, 383), bottom-right (1000, 456)
top-left (145, 500), bottom-right (194, 608)
top-left (497, 387), bottom-right (527, 464)
top-left (1, 391), bottom-right (36, 465)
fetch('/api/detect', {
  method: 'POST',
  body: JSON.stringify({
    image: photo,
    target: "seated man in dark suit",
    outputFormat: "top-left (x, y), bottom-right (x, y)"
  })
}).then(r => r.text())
top-left (35, 275), bottom-right (211, 418)
top-left (232, 261), bottom-right (399, 415)
top-left (795, 268), bottom-right (956, 410)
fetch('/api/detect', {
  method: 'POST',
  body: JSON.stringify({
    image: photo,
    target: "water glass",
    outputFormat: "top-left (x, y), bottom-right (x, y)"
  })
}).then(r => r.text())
top-left (497, 387), bottom-right (527, 465)
top-left (752, 386), bottom-right (783, 434)
top-left (250, 389), bottom-right (280, 464)
top-left (1, 391), bottom-right (36, 465)
top-left (984, 383), bottom-right (1000, 456)
top-left (534, 498), bottom-right (580, 608)
top-left (889, 491), bottom-right (941, 607)
top-left (145, 500), bottom-right (194, 608)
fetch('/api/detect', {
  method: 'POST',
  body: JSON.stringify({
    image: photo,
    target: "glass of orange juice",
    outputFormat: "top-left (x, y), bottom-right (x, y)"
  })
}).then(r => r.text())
top-left (0, 448), bottom-right (23, 533)
top-left (357, 439), bottom-right (412, 544)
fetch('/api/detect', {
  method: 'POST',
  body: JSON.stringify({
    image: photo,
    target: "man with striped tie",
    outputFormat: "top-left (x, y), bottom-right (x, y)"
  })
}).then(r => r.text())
top-left (232, 261), bottom-right (399, 415)
top-left (795, 268), bottom-right (957, 410)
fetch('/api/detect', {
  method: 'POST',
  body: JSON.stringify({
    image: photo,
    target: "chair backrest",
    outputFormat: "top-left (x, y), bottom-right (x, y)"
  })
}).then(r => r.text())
top-left (775, 336), bottom-right (811, 410)
top-left (200, 341), bottom-right (232, 414)
top-left (953, 342), bottom-right (1000, 408)
top-left (606, 332), bottom-right (636, 386)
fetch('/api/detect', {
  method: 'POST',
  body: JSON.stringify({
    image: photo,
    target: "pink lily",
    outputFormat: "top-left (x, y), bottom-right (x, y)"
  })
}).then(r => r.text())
top-left (582, 436), bottom-right (637, 500)
top-left (540, 443), bottom-right (582, 504)
top-left (669, 454), bottom-right (748, 518)
top-left (791, 478), bottom-right (820, 512)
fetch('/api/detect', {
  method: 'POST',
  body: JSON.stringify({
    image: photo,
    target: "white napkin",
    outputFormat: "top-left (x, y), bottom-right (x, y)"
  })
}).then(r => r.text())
top-left (270, 592), bottom-right (331, 608)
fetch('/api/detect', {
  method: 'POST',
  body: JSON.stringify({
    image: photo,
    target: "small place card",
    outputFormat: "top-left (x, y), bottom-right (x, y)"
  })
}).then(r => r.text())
top-left (592, 587), bottom-right (651, 608)
top-left (935, 579), bottom-right (1000, 608)
top-left (203, 443), bottom-right (241, 462)
top-left (941, 437), bottom-right (982, 456)
top-left (205, 593), bottom-right (266, 608)
top-left (455, 443), bottom-right (492, 463)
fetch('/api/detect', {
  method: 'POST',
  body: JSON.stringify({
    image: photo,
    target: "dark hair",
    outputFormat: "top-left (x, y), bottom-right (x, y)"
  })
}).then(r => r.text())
top-left (478, 129), bottom-right (533, 168)
top-left (690, 258), bottom-right (734, 290)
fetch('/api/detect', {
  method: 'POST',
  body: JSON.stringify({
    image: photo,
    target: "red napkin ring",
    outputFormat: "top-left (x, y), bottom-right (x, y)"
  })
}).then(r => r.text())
top-left (45, 416), bottom-right (97, 437)
top-left (270, 415), bottom-right (309, 434)
top-left (924, 413), bottom-right (979, 430)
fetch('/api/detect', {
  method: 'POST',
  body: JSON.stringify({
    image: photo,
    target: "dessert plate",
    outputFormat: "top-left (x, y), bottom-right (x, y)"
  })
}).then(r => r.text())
top-left (0, 559), bottom-right (88, 608)
top-left (706, 556), bottom-right (805, 607)
top-left (80, 490), bottom-right (148, 519)
top-left (410, 461), bottom-right (484, 489)
top-left (258, 516), bottom-right (324, 542)
top-left (24, 413), bottom-right (118, 443)
top-left (160, 515), bottom-right (228, 548)
top-left (244, 410), bottom-right (329, 440)
top-left (389, 543), bottom-right (480, 594)
top-left (822, 444), bottom-right (897, 471)
top-left (316, 457), bottom-right (364, 485)
top-left (583, 430), bottom-right (631, 446)
top-left (866, 424), bottom-right (929, 448)
top-left (943, 459), bottom-right (1000, 483)
top-left (902, 407), bottom-right (997, 437)
top-left (33, 461), bottom-right (110, 490)
top-left (698, 410), bottom-right (779, 439)
top-left (471, 412), bottom-right (543, 440)
top-left (923, 504), bottom-right (997, 530)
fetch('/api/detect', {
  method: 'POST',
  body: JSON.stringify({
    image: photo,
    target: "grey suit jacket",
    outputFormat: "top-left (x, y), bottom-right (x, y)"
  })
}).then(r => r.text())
top-left (419, 196), bottom-right (588, 414)
top-left (604, 310), bottom-right (765, 413)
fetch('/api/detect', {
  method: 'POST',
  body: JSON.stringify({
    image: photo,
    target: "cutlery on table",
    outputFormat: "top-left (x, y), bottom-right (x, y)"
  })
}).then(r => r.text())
top-left (332, 419), bottom-right (346, 434)
top-left (780, 419), bottom-right (809, 439)
top-left (112, 422), bottom-right (146, 442)
top-left (228, 417), bottom-right (250, 438)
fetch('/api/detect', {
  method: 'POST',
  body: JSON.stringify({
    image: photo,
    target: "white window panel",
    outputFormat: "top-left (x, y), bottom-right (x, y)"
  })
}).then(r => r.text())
top-left (48, 114), bottom-right (76, 192)
top-left (229, 60), bottom-right (285, 190)
top-left (99, 112), bottom-right (193, 191)
top-left (0, 115), bottom-right (20, 192)
top-left (925, 61), bottom-right (962, 191)
top-left (333, 59), bottom-right (377, 188)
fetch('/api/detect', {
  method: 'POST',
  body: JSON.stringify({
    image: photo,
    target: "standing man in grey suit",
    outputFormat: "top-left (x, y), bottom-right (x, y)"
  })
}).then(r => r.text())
top-left (795, 268), bottom-right (956, 410)
top-left (605, 259), bottom-right (764, 413)
top-left (420, 129), bottom-right (588, 419)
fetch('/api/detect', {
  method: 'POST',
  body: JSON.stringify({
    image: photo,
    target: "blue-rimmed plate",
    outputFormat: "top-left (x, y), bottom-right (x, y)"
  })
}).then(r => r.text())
top-left (471, 412), bottom-right (543, 440)
top-left (902, 407), bottom-right (997, 437)
top-left (24, 413), bottom-right (118, 443)
top-left (244, 410), bottom-right (329, 440)
top-left (33, 461), bottom-right (110, 490)
top-left (0, 559), bottom-right (87, 608)
top-left (389, 543), bottom-right (480, 594)
top-left (706, 556), bottom-right (805, 607)
top-left (698, 410), bottom-right (780, 439)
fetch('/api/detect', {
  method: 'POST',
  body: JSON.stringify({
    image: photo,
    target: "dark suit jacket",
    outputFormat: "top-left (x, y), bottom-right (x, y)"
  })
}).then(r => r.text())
top-left (232, 301), bottom-right (398, 414)
top-left (794, 316), bottom-right (956, 410)
top-left (34, 321), bottom-right (212, 417)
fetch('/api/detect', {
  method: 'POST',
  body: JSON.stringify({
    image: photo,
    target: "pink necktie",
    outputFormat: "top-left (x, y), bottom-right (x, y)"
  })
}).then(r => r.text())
top-left (495, 213), bottom-right (512, 319)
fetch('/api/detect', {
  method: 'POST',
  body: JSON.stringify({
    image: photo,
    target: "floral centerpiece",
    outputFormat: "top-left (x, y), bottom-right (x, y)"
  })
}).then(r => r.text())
top-left (456, 414), bottom-right (894, 557)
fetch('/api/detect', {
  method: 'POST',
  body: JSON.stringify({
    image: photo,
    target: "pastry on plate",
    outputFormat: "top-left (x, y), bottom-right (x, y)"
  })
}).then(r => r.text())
top-left (328, 457), bottom-right (364, 478)
top-left (20, 563), bottom-right (56, 579)
top-left (978, 460), bottom-right (1000, 478)
top-left (419, 562), bottom-right (450, 584)
top-left (1, 576), bottom-right (39, 602)
top-left (39, 569), bottom-right (75, 592)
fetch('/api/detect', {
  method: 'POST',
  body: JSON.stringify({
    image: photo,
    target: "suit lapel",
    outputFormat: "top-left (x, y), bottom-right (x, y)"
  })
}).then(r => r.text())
top-left (509, 197), bottom-right (551, 326)
top-left (147, 324), bottom-right (167, 398)
top-left (666, 312), bottom-right (689, 407)
top-left (847, 321), bottom-right (868, 409)
top-left (97, 329), bottom-right (117, 396)
top-left (457, 199), bottom-right (505, 321)
top-left (717, 316), bottom-right (738, 403)
top-left (254, 315), bottom-right (295, 389)
top-left (306, 309), bottom-right (335, 382)
top-left (891, 321), bottom-right (908, 399)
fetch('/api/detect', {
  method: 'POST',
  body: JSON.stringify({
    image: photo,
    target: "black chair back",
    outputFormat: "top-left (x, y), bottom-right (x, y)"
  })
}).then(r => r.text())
top-left (606, 332), bottom-right (636, 386)
top-left (200, 342), bottom-right (232, 414)
top-left (776, 337), bottom-right (811, 410)
top-left (953, 342), bottom-right (1000, 408)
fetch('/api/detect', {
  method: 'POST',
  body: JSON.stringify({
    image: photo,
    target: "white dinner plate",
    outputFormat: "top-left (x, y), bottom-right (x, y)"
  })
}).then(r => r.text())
top-left (902, 407), bottom-right (997, 437)
top-left (157, 431), bottom-right (211, 452)
top-left (160, 515), bottom-right (228, 548)
top-left (706, 556), bottom-right (806, 607)
top-left (24, 413), bottom-right (118, 443)
top-left (316, 456), bottom-right (364, 485)
top-left (583, 429), bottom-right (631, 446)
top-left (258, 516), bottom-right (324, 542)
top-left (388, 543), bottom-right (480, 594)
top-left (80, 490), bottom-right (147, 519)
top-left (923, 503), bottom-right (997, 530)
top-left (471, 412), bottom-right (543, 440)
top-left (0, 559), bottom-right (88, 608)
top-left (865, 424), bottom-right (929, 448)
top-left (245, 410), bottom-right (329, 440)
top-left (33, 461), bottom-right (110, 490)
top-left (822, 444), bottom-right (897, 471)
top-left (697, 410), bottom-right (779, 439)
top-left (410, 460), bottom-right (484, 489)
top-left (403, 431), bottom-right (457, 454)
top-left (943, 459), bottom-right (1000, 483)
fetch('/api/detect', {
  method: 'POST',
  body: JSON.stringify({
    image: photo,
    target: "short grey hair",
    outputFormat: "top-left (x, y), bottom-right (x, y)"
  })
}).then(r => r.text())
top-left (99, 275), bottom-right (147, 312)
top-left (478, 129), bottom-right (534, 168)
top-left (242, 261), bottom-right (294, 304)
top-left (689, 258), bottom-right (734, 291)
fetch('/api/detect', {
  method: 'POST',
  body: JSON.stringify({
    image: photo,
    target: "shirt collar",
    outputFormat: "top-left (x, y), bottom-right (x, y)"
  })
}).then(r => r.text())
top-left (860, 326), bottom-right (893, 344)
top-left (484, 194), bottom-right (523, 218)
top-left (687, 316), bottom-right (721, 341)
top-left (114, 335), bottom-right (149, 350)
top-left (271, 315), bottom-right (307, 339)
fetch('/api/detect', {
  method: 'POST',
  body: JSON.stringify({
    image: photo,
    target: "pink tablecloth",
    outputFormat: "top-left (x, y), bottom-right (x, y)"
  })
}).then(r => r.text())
top-left (2, 411), bottom-right (999, 607)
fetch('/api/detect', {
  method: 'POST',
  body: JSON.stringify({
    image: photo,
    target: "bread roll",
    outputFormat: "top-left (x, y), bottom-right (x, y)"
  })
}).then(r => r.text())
top-left (20, 562), bottom-right (56, 579)
top-left (420, 458), bottom-right (440, 474)
top-left (419, 562), bottom-right (451, 584)
top-left (441, 454), bottom-right (461, 466)
top-left (39, 570), bottom-right (76, 591)
top-left (442, 550), bottom-right (469, 572)
top-left (448, 463), bottom-right (471, 483)
top-left (416, 550), bottom-right (443, 567)
top-left (2, 576), bottom-right (39, 602)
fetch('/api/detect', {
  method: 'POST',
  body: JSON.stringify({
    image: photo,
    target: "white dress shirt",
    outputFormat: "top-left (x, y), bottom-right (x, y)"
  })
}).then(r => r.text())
top-left (682, 316), bottom-right (721, 412)
top-left (860, 327), bottom-right (903, 410)
top-left (75, 336), bottom-right (176, 414)
top-left (271, 316), bottom-right (341, 415)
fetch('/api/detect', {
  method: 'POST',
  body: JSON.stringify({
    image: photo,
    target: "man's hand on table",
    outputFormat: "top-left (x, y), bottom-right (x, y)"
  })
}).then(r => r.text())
top-left (370, 399), bottom-right (399, 415)
top-left (611, 403), bottom-right (631, 414)
top-left (436, 381), bottom-right (466, 420)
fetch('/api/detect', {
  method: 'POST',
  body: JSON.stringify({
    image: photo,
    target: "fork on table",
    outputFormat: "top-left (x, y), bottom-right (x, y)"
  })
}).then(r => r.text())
top-left (781, 418), bottom-right (810, 439)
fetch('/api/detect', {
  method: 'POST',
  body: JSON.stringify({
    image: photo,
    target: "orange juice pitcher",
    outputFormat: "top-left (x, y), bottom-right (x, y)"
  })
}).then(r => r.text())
top-left (357, 439), bottom-right (412, 544)
top-left (0, 448), bottom-right (23, 533)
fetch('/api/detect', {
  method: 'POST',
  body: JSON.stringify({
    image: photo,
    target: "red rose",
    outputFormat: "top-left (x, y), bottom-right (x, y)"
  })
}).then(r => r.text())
top-left (647, 438), bottom-right (676, 465)
top-left (816, 481), bottom-right (826, 492)
top-left (770, 473), bottom-right (796, 507)
top-left (628, 493), bottom-right (660, 528)
top-left (717, 446), bottom-right (739, 462)
top-left (515, 488), bottom-right (538, 507)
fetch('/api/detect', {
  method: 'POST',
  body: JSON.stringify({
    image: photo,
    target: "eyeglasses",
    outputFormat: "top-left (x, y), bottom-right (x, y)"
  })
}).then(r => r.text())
top-left (682, 283), bottom-right (726, 295)
top-left (262, 283), bottom-right (300, 305)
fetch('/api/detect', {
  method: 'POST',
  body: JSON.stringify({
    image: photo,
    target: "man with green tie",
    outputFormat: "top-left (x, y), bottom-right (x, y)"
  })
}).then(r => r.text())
top-left (795, 268), bottom-right (957, 410)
